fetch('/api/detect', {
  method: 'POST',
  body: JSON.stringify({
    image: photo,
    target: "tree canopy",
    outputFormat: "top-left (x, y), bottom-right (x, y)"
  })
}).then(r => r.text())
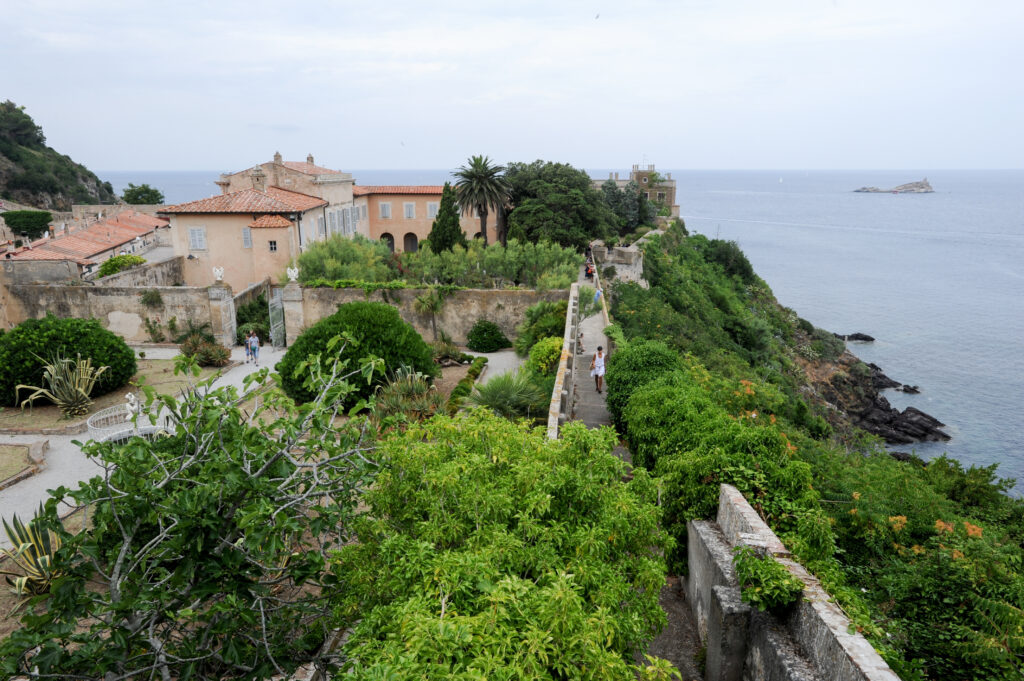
top-left (505, 160), bottom-right (617, 250)
top-left (1, 210), bottom-right (52, 239)
top-left (425, 181), bottom-right (466, 253)
top-left (454, 155), bottom-right (508, 247)
top-left (121, 183), bottom-right (165, 204)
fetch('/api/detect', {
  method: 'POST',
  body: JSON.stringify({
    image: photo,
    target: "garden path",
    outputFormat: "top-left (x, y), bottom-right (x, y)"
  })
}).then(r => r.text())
top-left (0, 345), bottom-right (286, 549)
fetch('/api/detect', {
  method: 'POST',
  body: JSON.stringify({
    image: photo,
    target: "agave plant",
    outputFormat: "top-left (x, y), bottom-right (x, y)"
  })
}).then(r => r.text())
top-left (16, 351), bottom-right (109, 417)
top-left (371, 365), bottom-right (446, 431)
top-left (1, 504), bottom-right (63, 608)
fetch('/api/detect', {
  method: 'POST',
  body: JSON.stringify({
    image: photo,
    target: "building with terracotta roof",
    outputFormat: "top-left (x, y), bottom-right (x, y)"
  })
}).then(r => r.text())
top-left (160, 179), bottom-right (328, 290)
top-left (3, 210), bottom-right (166, 275)
top-left (215, 152), bottom-right (361, 243)
top-left (352, 186), bottom-right (494, 253)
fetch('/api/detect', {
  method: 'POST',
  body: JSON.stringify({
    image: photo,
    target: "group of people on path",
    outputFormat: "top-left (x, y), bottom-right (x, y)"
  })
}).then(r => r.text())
top-left (243, 330), bottom-right (260, 365)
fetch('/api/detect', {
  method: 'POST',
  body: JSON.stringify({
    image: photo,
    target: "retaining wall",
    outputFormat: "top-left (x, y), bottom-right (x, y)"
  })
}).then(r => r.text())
top-left (93, 256), bottom-right (184, 287)
top-left (687, 484), bottom-right (900, 681)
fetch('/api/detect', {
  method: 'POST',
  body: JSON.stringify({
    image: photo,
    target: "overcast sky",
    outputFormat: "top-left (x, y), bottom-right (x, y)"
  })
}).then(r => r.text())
top-left (3, 0), bottom-right (1022, 171)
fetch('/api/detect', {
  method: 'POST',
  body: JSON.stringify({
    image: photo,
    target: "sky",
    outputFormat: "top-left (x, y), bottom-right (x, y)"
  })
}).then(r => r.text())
top-left (3, 0), bottom-right (1022, 171)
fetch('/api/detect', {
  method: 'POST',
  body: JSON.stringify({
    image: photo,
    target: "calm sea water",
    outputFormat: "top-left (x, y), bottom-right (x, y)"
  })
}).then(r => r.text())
top-left (101, 169), bottom-right (1024, 492)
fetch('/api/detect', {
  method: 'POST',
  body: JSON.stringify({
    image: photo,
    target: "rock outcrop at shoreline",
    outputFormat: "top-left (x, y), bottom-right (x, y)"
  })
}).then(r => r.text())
top-left (854, 178), bottom-right (934, 194)
top-left (807, 355), bottom-right (951, 445)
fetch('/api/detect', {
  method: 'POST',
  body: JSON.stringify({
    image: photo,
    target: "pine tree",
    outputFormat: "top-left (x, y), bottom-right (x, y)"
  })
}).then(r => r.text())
top-left (427, 182), bottom-right (467, 253)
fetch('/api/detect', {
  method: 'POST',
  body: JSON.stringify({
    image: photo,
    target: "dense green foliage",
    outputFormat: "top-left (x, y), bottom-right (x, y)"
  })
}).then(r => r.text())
top-left (445, 356), bottom-right (488, 415)
top-left (97, 254), bottom-right (146, 278)
top-left (603, 339), bottom-right (682, 434)
top-left (600, 179), bottom-right (652, 235)
top-left (467, 368), bottom-right (550, 421)
top-left (0, 354), bottom-right (377, 679)
top-left (335, 415), bottom-right (672, 679)
top-left (466, 319), bottom-right (510, 352)
top-left (426, 181), bottom-right (467, 253)
top-left (179, 334), bottom-right (231, 367)
top-left (513, 299), bottom-right (567, 355)
top-left (733, 547), bottom-right (805, 613)
top-left (0, 101), bottom-right (116, 207)
top-left (608, 224), bottom-right (1024, 680)
top-left (0, 316), bottom-right (136, 406)
top-left (504, 160), bottom-right (617, 250)
top-left (277, 301), bottom-right (435, 405)
top-left (297, 235), bottom-right (579, 290)
top-left (120, 182), bottom-right (164, 204)
top-left (527, 335), bottom-right (563, 376)
top-left (1, 210), bottom-right (52, 239)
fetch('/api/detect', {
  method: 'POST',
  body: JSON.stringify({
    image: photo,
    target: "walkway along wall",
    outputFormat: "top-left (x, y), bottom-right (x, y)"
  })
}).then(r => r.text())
top-left (547, 283), bottom-right (580, 439)
top-left (687, 484), bottom-right (900, 681)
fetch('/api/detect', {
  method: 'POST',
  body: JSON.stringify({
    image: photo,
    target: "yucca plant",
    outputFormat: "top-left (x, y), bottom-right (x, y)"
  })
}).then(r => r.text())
top-left (466, 368), bottom-right (547, 421)
top-left (16, 351), bottom-right (109, 417)
top-left (1, 504), bottom-right (63, 609)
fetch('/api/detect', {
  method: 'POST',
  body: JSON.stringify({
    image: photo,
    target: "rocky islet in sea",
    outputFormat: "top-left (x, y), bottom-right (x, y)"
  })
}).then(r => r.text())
top-left (853, 178), bottom-right (934, 193)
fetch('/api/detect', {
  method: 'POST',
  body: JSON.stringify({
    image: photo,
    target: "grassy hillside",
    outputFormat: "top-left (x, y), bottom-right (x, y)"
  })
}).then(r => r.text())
top-left (606, 223), bottom-right (1024, 681)
top-left (0, 101), bottom-right (115, 210)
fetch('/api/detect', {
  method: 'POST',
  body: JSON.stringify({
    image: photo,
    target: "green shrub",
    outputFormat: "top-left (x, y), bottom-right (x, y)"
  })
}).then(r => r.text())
top-left (445, 356), bottom-right (488, 415)
top-left (513, 300), bottom-right (567, 355)
top-left (97, 254), bottom-right (146, 278)
top-left (370, 365), bottom-right (446, 432)
top-left (0, 316), bottom-right (136, 407)
top-left (139, 289), bottom-right (163, 309)
top-left (235, 293), bottom-right (270, 337)
top-left (277, 301), bottom-right (435, 405)
top-left (604, 339), bottom-right (682, 432)
top-left (733, 546), bottom-right (804, 613)
top-left (527, 336), bottom-right (563, 376)
top-left (142, 317), bottom-right (165, 343)
top-left (179, 333), bottom-right (230, 367)
top-left (466, 319), bottom-right (510, 352)
top-left (1, 210), bottom-right (52, 239)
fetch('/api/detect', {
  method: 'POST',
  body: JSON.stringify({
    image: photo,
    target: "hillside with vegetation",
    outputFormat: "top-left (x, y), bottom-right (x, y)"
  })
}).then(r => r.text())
top-left (607, 223), bottom-right (1024, 680)
top-left (0, 101), bottom-right (115, 210)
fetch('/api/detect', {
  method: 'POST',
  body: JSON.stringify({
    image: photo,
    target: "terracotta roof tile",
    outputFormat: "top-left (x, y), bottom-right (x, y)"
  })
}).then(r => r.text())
top-left (353, 185), bottom-right (444, 196)
top-left (161, 187), bottom-right (326, 214)
top-left (249, 214), bottom-right (293, 229)
top-left (3, 247), bottom-right (94, 266)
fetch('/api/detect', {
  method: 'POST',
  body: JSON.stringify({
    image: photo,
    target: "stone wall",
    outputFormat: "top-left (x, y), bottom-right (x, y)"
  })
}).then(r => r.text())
top-left (93, 256), bottom-right (185, 287)
top-left (547, 283), bottom-right (580, 439)
top-left (687, 484), bottom-right (900, 681)
top-left (4, 282), bottom-right (215, 344)
top-left (290, 286), bottom-right (566, 345)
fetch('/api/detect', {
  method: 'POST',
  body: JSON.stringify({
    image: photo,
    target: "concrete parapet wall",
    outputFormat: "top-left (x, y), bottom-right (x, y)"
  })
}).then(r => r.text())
top-left (547, 283), bottom-right (579, 439)
top-left (687, 484), bottom-right (900, 681)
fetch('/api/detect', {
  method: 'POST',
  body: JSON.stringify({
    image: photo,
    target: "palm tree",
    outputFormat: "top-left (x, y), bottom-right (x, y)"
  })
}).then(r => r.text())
top-left (454, 155), bottom-right (508, 247)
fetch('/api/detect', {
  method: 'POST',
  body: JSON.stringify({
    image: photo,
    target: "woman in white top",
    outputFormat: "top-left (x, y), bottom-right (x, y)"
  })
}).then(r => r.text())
top-left (590, 345), bottom-right (606, 394)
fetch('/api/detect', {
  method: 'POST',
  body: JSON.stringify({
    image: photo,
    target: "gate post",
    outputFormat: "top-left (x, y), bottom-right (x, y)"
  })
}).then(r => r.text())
top-left (281, 281), bottom-right (304, 347)
top-left (207, 282), bottom-right (236, 347)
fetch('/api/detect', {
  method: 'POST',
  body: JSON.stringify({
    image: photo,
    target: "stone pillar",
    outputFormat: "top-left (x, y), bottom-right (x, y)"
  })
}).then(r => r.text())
top-left (207, 283), bottom-right (236, 347)
top-left (706, 585), bottom-right (750, 681)
top-left (282, 282), bottom-right (304, 347)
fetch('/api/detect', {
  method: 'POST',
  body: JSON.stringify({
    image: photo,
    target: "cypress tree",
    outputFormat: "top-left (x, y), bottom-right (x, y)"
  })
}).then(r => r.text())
top-left (427, 182), bottom-right (467, 253)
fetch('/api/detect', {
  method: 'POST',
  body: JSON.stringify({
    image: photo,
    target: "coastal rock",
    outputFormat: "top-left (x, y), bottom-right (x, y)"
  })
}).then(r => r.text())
top-left (869, 363), bottom-right (900, 391)
top-left (834, 332), bottom-right (875, 342)
top-left (897, 385), bottom-right (920, 394)
top-left (854, 395), bottom-right (951, 444)
top-left (854, 178), bottom-right (934, 194)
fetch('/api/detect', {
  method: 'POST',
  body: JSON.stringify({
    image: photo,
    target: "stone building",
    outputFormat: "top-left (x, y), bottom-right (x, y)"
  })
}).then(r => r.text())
top-left (351, 186), bottom-right (490, 253)
top-left (595, 163), bottom-right (680, 218)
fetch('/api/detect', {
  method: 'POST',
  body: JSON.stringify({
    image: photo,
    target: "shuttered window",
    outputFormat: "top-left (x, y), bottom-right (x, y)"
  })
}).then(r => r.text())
top-left (188, 227), bottom-right (207, 250)
top-left (242, 227), bottom-right (252, 248)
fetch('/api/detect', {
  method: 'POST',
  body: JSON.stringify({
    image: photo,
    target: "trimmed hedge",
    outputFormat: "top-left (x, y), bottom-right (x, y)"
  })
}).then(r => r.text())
top-left (445, 356), bottom-right (489, 415)
top-left (0, 316), bottom-right (136, 406)
top-left (277, 301), bottom-right (436, 405)
top-left (466, 319), bottom-right (510, 352)
top-left (604, 339), bottom-right (683, 433)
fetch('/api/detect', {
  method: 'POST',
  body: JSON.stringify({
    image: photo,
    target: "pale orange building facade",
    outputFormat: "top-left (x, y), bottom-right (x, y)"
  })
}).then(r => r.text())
top-left (353, 186), bottom-right (494, 253)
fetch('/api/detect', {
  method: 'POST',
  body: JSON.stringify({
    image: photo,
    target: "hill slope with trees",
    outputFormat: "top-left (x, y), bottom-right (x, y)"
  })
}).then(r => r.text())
top-left (0, 101), bottom-right (115, 210)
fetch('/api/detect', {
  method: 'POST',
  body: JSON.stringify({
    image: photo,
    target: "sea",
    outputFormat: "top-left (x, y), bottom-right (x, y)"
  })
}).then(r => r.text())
top-left (100, 169), bottom-right (1024, 493)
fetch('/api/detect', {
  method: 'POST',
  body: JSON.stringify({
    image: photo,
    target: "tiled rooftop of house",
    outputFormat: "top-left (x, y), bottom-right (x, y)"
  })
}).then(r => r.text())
top-left (353, 185), bottom-right (444, 196)
top-left (4, 209), bottom-right (165, 263)
top-left (249, 214), bottom-right (294, 229)
top-left (161, 187), bottom-right (326, 214)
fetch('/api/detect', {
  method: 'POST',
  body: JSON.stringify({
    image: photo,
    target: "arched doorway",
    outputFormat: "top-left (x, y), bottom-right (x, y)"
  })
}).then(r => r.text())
top-left (403, 233), bottom-right (418, 253)
top-left (380, 232), bottom-right (395, 252)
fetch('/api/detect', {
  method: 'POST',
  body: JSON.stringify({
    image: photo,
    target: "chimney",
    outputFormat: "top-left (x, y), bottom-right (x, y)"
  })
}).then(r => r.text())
top-left (274, 151), bottom-right (283, 164)
top-left (306, 153), bottom-right (314, 165)
top-left (251, 167), bottom-right (267, 192)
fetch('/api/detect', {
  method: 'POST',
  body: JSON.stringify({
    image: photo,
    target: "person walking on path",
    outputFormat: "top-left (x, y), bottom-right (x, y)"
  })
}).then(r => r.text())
top-left (590, 345), bottom-right (606, 393)
top-left (244, 332), bottom-right (252, 363)
top-left (248, 331), bottom-right (260, 366)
